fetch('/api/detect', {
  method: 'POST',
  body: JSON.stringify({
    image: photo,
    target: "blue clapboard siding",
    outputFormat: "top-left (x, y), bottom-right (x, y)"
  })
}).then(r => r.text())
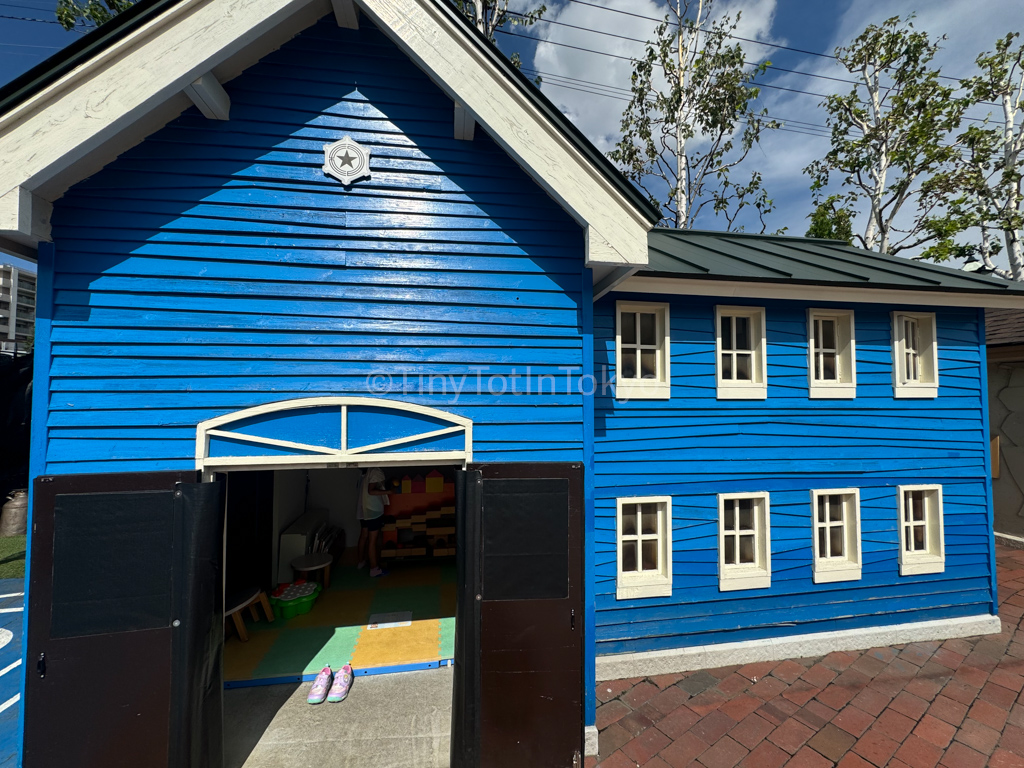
top-left (44, 17), bottom-right (586, 474)
top-left (594, 293), bottom-right (994, 654)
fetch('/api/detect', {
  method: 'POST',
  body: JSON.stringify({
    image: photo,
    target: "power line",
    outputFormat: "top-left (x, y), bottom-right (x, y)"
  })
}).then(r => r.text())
top-left (502, 27), bottom-right (997, 121)
top-left (560, 0), bottom-right (967, 82)
top-left (527, 12), bottom-right (865, 88)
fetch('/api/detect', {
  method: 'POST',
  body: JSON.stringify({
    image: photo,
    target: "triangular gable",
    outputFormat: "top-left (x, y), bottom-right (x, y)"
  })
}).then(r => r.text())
top-left (0, 0), bottom-right (655, 282)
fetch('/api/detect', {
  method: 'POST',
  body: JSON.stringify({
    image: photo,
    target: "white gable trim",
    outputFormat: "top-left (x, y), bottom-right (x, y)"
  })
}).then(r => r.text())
top-left (0, 0), bottom-right (651, 268)
top-left (620, 275), bottom-right (1024, 309)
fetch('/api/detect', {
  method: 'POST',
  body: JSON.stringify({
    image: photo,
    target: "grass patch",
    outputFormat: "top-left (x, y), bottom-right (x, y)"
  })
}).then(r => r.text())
top-left (0, 535), bottom-right (26, 579)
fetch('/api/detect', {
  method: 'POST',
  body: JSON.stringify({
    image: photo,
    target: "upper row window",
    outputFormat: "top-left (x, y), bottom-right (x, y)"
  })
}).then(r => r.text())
top-left (614, 302), bottom-right (939, 401)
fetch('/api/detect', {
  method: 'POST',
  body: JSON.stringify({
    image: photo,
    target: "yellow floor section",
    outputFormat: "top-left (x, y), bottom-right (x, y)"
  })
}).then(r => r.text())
top-left (351, 618), bottom-right (443, 669)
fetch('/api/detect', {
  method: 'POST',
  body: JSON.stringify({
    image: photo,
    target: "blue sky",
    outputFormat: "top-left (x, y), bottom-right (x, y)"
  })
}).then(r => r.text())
top-left (1, 0), bottom-right (1022, 269)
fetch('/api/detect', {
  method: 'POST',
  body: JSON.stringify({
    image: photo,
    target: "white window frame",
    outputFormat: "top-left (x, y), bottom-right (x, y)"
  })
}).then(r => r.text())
top-left (717, 492), bottom-right (771, 591)
top-left (810, 489), bottom-right (862, 583)
top-left (807, 309), bottom-right (856, 399)
top-left (615, 301), bottom-right (671, 400)
top-left (615, 495), bottom-right (673, 599)
top-left (897, 485), bottom-right (945, 575)
top-left (715, 306), bottom-right (767, 400)
top-left (892, 312), bottom-right (939, 399)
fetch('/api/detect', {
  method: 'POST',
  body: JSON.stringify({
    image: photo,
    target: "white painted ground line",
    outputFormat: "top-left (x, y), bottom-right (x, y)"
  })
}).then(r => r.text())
top-left (0, 593), bottom-right (24, 599)
top-left (0, 694), bottom-right (19, 714)
top-left (0, 608), bottom-right (23, 614)
top-left (0, 659), bottom-right (21, 678)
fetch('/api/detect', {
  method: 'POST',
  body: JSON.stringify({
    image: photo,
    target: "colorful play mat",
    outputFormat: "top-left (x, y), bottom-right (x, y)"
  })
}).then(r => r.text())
top-left (224, 558), bottom-right (456, 686)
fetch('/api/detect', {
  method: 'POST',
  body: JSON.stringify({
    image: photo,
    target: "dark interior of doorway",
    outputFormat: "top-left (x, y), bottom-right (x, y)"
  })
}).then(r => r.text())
top-left (222, 465), bottom-right (458, 687)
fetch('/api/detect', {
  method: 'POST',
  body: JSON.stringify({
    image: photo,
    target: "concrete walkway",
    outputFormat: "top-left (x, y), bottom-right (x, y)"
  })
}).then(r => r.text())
top-left (225, 666), bottom-right (453, 768)
top-left (592, 544), bottom-right (1024, 768)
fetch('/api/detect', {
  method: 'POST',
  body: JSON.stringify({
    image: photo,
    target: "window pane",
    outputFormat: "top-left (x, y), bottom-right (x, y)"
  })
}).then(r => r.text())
top-left (820, 319), bottom-right (836, 349)
top-left (739, 535), bottom-right (755, 564)
top-left (721, 315), bottom-right (733, 351)
top-left (817, 527), bottom-right (827, 557)
top-left (622, 349), bottom-right (637, 380)
top-left (621, 504), bottom-right (637, 536)
top-left (621, 312), bottom-right (636, 345)
top-left (821, 352), bottom-right (837, 380)
top-left (911, 491), bottom-right (925, 522)
top-left (621, 540), bottom-right (637, 572)
top-left (724, 536), bottom-right (735, 565)
top-left (913, 525), bottom-right (926, 551)
top-left (735, 353), bottom-right (752, 381)
top-left (904, 525), bottom-right (913, 552)
top-left (738, 499), bottom-right (753, 530)
top-left (640, 349), bottom-right (657, 379)
top-left (735, 316), bottom-right (751, 350)
top-left (828, 497), bottom-right (843, 522)
top-left (722, 353), bottom-right (733, 379)
top-left (817, 496), bottom-right (826, 524)
top-left (641, 539), bottom-right (659, 571)
top-left (641, 504), bottom-right (658, 535)
top-left (830, 525), bottom-right (844, 557)
top-left (723, 501), bottom-right (734, 530)
top-left (639, 313), bottom-right (656, 346)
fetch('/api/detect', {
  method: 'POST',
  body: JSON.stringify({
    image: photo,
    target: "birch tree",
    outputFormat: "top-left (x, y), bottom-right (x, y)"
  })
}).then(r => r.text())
top-left (609, 0), bottom-right (780, 231)
top-left (805, 17), bottom-right (967, 255)
top-left (933, 35), bottom-right (1024, 280)
top-left (454, 1), bottom-right (546, 69)
top-left (57, 0), bottom-right (132, 29)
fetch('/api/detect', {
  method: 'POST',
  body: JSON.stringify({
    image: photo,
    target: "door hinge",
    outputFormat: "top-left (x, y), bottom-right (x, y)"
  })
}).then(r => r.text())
top-left (570, 608), bottom-right (575, 631)
top-left (36, 652), bottom-right (45, 679)
top-left (572, 749), bottom-right (581, 768)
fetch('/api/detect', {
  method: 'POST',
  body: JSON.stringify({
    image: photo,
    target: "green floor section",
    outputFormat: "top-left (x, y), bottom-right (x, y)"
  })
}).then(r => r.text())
top-left (225, 558), bottom-right (457, 682)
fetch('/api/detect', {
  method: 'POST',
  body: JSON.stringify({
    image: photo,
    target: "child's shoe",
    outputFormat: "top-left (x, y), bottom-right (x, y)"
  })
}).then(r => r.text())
top-left (370, 567), bottom-right (388, 578)
top-left (328, 664), bottom-right (354, 702)
top-left (307, 666), bottom-right (332, 704)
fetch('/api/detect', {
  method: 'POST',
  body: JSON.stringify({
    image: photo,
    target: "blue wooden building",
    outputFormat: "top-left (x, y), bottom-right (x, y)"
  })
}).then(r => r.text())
top-left (1, 0), bottom-right (1023, 765)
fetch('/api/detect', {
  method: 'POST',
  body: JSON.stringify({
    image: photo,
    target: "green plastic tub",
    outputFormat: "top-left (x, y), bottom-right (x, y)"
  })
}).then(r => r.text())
top-left (269, 580), bottom-right (321, 620)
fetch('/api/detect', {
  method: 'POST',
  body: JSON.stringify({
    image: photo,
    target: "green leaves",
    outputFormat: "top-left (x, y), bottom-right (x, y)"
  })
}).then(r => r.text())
top-left (805, 16), bottom-right (967, 256)
top-left (454, 0), bottom-right (546, 70)
top-left (56, 0), bottom-right (134, 30)
top-left (608, 0), bottom-right (779, 231)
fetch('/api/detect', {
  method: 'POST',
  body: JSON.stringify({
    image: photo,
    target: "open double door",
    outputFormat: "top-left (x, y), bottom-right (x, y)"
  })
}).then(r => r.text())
top-left (22, 464), bottom-right (583, 768)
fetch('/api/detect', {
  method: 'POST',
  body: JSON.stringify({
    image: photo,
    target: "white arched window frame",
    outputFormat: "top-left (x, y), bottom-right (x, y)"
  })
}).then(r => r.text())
top-left (195, 396), bottom-right (473, 479)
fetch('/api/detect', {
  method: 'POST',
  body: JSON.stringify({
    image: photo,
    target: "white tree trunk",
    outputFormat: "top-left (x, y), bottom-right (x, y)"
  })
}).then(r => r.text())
top-left (474, 0), bottom-right (485, 34)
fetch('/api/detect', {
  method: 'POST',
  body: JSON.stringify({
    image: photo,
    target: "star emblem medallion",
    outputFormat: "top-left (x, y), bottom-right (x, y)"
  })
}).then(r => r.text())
top-left (323, 136), bottom-right (371, 185)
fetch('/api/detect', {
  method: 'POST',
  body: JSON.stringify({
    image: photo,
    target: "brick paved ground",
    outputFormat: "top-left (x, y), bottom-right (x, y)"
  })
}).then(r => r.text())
top-left (590, 544), bottom-right (1024, 768)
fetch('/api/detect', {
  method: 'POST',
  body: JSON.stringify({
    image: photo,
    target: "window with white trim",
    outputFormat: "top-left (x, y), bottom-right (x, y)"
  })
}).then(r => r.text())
top-left (715, 306), bottom-right (767, 399)
top-left (616, 496), bottom-right (672, 599)
top-left (808, 309), bottom-right (856, 398)
top-left (718, 492), bottom-right (771, 591)
top-left (811, 489), bottom-right (862, 583)
top-left (897, 485), bottom-right (945, 575)
top-left (892, 312), bottom-right (938, 398)
top-left (615, 302), bottom-right (670, 400)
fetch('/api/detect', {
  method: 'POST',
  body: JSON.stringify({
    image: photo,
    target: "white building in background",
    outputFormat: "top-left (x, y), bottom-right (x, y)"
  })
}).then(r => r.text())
top-left (0, 264), bottom-right (35, 356)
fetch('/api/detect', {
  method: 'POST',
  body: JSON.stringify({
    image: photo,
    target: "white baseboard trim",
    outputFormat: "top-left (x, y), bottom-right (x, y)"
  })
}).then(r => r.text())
top-left (596, 613), bottom-right (1002, 682)
top-left (996, 532), bottom-right (1024, 551)
top-left (584, 725), bottom-right (599, 757)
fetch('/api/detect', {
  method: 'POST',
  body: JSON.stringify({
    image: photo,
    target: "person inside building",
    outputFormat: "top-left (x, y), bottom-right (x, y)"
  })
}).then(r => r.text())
top-left (357, 467), bottom-right (389, 578)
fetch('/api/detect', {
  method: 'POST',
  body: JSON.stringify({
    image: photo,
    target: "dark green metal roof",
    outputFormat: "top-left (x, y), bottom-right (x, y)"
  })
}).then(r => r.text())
top-left (0, 0), bottom-right (662, 226)
top-left (645, 229), bottom-right (1024, 296)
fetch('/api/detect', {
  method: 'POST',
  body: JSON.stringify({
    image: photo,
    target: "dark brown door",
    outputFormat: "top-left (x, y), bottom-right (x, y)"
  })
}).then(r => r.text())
top-left (452, 463), bottom-right (583, 768)
top-left (23, 471), bottom-right (224, 768)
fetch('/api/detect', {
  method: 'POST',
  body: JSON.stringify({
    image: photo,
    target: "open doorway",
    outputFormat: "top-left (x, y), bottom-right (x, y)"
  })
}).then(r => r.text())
top-left (221, 465), bottom-right (459, 768)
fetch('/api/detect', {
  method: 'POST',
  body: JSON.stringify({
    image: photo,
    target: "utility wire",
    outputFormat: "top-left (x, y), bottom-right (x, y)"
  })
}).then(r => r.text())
top-left (501, 27), bottom-right (998, 121)
top-left (561, 0), bottom-right (970, 83)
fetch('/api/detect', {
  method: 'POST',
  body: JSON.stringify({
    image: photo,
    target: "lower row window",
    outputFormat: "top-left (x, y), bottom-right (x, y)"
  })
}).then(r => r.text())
top-left (614, 486), bottom-right (945, 598)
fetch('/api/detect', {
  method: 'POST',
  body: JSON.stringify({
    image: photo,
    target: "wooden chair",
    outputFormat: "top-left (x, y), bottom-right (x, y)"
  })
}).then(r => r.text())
top-left (225, 587), bottom-right (274, 642)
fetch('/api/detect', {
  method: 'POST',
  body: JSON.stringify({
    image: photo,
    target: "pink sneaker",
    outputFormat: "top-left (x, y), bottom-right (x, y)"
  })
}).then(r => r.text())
top-left (328, 664), bottom-right (354, 702)
top-left (307, 666), bottom-right (332, 704)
